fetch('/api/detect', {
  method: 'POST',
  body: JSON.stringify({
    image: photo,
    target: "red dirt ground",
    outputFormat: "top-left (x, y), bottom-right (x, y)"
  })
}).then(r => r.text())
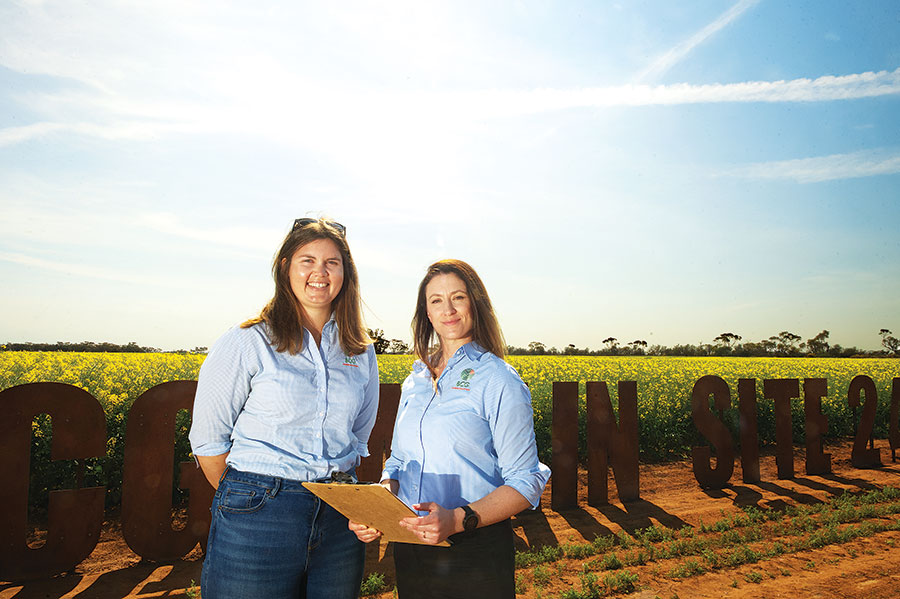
top-left (2, 439), bottom-right (899, 599)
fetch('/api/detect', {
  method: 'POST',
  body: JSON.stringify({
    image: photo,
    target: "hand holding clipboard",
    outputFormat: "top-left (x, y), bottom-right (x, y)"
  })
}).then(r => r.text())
top-left (302, 481), bottom-right (451, 546)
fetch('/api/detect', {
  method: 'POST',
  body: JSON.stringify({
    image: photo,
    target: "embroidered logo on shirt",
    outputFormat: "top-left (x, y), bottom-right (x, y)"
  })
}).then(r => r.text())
top-left (452, 368), bottom-right (475, 390)
top-left (342, 354), bottom-right (359, 367)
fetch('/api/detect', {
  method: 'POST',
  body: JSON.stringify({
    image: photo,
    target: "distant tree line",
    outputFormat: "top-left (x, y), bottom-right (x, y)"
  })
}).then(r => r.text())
top-left (5, 329), bottom-right (898, 357)
top-left (366, 329), bottom-right (410, 355)
top-left (0, 341), bottom-right (208, 354)
top-left (506, 329), bottom-right (900, 358)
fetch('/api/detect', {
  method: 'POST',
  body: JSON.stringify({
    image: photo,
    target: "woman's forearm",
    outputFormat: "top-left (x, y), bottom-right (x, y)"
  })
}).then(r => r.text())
top-left (402, 484), bottom-right (532, 544)
top-left (458, 485), bottom-right (531, 532)
top-left (197, 453), bottom-right (229, 489)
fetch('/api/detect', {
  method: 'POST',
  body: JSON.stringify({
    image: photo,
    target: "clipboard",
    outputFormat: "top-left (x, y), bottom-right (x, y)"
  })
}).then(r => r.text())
top-left (301, 482), bottom-right (450, 546)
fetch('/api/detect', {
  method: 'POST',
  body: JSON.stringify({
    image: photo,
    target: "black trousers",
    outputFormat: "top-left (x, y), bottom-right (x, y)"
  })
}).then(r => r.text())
top-left (393, 519), bottom-right (515, 599)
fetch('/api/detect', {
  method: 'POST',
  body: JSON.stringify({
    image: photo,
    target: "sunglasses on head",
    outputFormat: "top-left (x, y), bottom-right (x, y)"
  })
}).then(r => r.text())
top-left (292, 218), bottom-right (346, 237)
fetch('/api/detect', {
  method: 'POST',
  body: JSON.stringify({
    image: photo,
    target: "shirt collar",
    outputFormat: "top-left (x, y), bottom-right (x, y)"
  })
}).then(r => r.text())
top-left (462, 341), bottom-right (486, 360)
top-left (412, 341), bottom-right (486, 375)
top-left (299, 313), bottom-right (337, 347)
top-left (447, 341), bottom-right (486, 369)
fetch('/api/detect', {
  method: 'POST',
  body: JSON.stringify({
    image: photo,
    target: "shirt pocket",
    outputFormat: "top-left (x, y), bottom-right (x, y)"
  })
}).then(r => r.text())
top-left (326, 355), bottom-right (369, 420)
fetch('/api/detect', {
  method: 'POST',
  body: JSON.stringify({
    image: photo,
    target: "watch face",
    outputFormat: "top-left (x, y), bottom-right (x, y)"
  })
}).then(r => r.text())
top-left (463, 508), bottom-right (478, 531)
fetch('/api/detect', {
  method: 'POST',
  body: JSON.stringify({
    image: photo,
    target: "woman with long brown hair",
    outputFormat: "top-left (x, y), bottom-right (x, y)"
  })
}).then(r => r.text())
top-left (190, 218), bottom-right (378, 599)
top-left (350, 259), bottom-right (549, 598)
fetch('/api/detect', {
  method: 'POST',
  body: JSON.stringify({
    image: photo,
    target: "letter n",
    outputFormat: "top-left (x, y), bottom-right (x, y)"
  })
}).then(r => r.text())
top-left (586, 381), bottom-right (639, 505)
top-left (0, 383), bottom-right (106, 581)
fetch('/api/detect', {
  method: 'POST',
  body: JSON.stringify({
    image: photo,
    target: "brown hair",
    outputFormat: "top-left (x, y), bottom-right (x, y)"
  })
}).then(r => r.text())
top-left (412, 259), bottom-right (506, 373)
top-left (243, 219), bottom-right (370, 355)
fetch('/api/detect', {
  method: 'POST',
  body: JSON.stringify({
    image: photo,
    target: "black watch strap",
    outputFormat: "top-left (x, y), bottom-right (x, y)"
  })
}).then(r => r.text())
top-left (461, 504), bottom-right (478, 532)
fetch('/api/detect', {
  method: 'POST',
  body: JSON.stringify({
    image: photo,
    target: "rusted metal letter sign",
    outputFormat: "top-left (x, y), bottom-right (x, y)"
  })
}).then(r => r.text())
top-left (4, 374), bottom-right (898, 578)
top-left (551, 382), bottom-right (579, 510)
top-left (693, 378), bottom-right (834, 488)
top-left (803, 378), bottom-right (831, 475)
top-left (691, 376), bottom-right (735, 488)
top-left (586, 381), bottom-right (639, 505)
top-left (0, 383), bottom-right (107, 581)
top-left (549, 375), bottom-right (896, 507)
top-left (763, 378), bottom-right (801, 479)
top-left (891, 378), bottom-right (900, 461)
top-left (0, 381), bottom-right (405, 581)
top-left (848, 375), bottom-right (882, 468)
top-left (122, 381), bottom-right (214, 561)
top-left (738, 379), bottom-right (760, 483)
top-left (356, 384), bottom-right (401, 482)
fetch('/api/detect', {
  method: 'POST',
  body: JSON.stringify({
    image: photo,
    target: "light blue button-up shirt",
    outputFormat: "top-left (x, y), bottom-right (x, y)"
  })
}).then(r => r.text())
top-left (382, 342), bottom-right (550, 512)
top-left (189, 319), bottom-right (379, 481)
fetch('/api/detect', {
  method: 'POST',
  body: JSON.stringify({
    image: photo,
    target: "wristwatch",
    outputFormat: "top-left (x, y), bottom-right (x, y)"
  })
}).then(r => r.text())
top-left (461, 504), bottom-right (479, 533)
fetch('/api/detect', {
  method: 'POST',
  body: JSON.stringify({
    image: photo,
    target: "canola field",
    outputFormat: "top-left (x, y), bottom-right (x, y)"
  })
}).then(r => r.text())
top-left (2, 352), bottom-right (898, 512)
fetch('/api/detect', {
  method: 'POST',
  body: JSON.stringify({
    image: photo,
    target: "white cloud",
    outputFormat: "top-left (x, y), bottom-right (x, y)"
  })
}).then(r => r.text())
top-left (0, 250), bottom-right (177, 287)
top-left (140, 213), bottom-right (279, 253)
top-left (722, 149), bottom-right (900, 183)
top-left (450, 69), bottom-right (900, 118)
top-left (634, 0), bottom-right (762, 83)
top-left (0, 120), bottom-right (180, 146)
top-left (0, 122), bottom-right (67, 146)
top-left (4, 68), bottom-right (899, 152)
top-left (2, 0), bottom-right (896, 189)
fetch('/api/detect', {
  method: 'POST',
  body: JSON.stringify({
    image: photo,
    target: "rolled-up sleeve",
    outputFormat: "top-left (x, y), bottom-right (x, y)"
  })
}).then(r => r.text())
top-left (189, 328), bottom-right (253, 457)
top-left (381, 453), bottom-right (402, 482)
top-left (352, 345), bottom-right (380, 459)
top-left (486, 368), bottom-right (551, 509)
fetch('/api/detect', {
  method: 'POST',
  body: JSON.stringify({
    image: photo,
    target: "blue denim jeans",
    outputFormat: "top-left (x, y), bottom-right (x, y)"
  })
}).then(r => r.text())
top-left (201, 468), bottom-right (365, 599)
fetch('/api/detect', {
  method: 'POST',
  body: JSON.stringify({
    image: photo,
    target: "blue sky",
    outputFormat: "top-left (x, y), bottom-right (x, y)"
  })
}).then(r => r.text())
top-left (1, 0), bottom-right (898, 351)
